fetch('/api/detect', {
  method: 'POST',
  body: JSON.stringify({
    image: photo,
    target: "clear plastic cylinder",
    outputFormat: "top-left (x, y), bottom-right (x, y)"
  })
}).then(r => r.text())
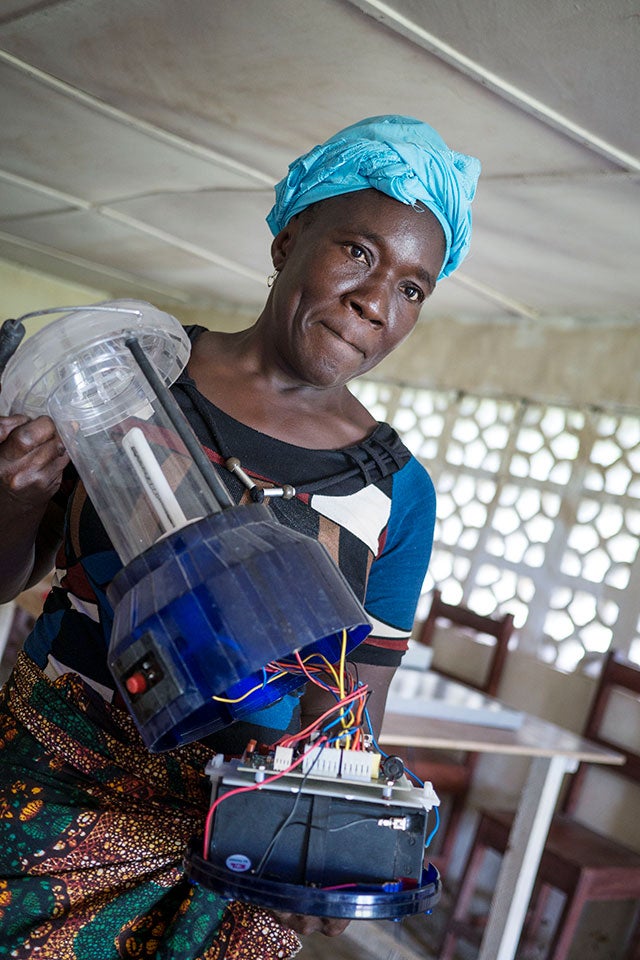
top-left (0, 300), bottom-right (223, 564)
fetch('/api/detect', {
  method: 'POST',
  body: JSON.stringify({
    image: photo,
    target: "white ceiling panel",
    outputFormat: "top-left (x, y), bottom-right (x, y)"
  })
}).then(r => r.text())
top-left (360, 0), bottom-right (640, 157)
top-left (465, 175), bottom-right (640, 315)
top-left (0, 233), bottom-right (192, 305)
top-left (0, 0), bottom-right (623, 177)
top-left (0, 64), bottom-right (266, 201)
top-left (109, 189), bottom-right (276, 277)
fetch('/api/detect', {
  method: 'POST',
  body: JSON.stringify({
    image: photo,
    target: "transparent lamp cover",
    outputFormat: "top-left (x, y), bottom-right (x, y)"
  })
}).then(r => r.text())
top-left (0, 300), bottom-right (222, 564)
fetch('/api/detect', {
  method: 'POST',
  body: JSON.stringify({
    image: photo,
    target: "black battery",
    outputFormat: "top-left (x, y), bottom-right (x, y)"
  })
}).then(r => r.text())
top-left (208, 776), bottom-right (428, 887)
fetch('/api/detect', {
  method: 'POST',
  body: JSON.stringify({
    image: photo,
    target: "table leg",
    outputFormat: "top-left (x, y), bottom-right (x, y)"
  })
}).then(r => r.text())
top-left (477, 754), bottom-right (571, 960)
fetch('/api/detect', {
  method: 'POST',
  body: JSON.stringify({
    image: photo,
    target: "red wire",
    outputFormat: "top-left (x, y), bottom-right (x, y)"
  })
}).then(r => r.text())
top-left (278, 686), bottom-right (368, 748)
top-left (202, 736), bottom-right (329, 858)
top-left (201, 663), bottom-right (371, 858)
top-left (292, 649), bottom-right (341, 692)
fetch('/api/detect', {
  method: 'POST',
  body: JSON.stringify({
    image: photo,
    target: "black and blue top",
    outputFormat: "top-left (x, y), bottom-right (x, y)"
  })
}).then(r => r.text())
top-left (24, 328), bottom-right (436, 744)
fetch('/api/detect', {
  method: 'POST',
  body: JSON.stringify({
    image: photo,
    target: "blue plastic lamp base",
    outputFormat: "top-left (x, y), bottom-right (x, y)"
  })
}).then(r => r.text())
top-left (107, 504), bottom-right (371, 751)
top-left (184, 838), bottom-right (441, 920)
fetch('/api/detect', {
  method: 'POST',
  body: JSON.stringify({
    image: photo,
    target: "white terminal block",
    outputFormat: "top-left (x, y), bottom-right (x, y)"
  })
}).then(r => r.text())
top-left (421, 780), bottom-right (441, 811)
top-left (340, 749), bottom-right (375, 782)
top-left (302, 746), bottom-right (342, 777)
top-left (273, 746), bottom-right (294, 771)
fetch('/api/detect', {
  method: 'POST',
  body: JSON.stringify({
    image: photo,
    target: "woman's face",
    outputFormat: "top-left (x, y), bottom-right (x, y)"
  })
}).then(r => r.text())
top-left (268, 189), bottom-right (446, 387)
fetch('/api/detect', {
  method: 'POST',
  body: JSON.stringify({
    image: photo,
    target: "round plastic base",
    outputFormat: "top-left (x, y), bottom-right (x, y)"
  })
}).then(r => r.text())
top-left (184, 838), bottom-right (441, 920)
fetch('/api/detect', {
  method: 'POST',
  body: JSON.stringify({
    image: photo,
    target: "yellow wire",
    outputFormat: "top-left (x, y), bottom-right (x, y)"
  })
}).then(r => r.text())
top-left (213, 630), bottom-right (368, 754)
top-left (304, 652), bottom-right (342, 688)
top-left (337, 628), bottom-right (354, 747)
top-left (280, 650), bottom-right (343, 689)
top-left (213, 630), bottom-right (352, 735)
top-left (213, 646), bottom-right (344, 705)
top-left (339, 629), bottom-right (347, 699)
top-left (212, 670), bottom-right (287, 703)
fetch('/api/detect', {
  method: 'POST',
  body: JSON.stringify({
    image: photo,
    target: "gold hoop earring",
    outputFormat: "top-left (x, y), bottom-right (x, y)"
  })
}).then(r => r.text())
top-left (267, 269), bottom-right (279, 288)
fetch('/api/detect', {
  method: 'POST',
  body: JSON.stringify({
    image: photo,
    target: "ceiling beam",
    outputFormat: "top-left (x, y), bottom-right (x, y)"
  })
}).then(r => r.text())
top-left (0, 168), bottom-right (266, 285)
top-left (0, 165), bottom-right (542, 318)
top-left (0, 34), bottom-right (588, 322)
top-left (0, 1), bottom-right (70, 28)
top-left (344, 0), bottom-right (640, 173)
top-left (450, 274), bottom-right (540, 321)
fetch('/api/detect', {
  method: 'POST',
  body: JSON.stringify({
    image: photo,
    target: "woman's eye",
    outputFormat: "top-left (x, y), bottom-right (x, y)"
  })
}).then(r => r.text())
top-left (403, 284), bottom-right (424, 303)
top-left (347, 244), bottom-right (368, 263)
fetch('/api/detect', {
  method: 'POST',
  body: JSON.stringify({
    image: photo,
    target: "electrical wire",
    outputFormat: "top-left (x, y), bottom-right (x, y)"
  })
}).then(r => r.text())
top-left (278, 687), bottom-right (367, 750)
top-left (204, 637), bottom-right (440, 873)
top-left (203, 672), bottom-right (371, 860)
top-left (202, 736), bottom-right (328, 858)
top-left (425, 805), bottom-right (440, 848)
top-left (252, 750), bottom-right (325, 877)
top-left (212, 642), bottom-right (353, 707)
top-left (326, 818), bottom-right (381, 832)
top-left (212, 669), bottom-right (287, 703)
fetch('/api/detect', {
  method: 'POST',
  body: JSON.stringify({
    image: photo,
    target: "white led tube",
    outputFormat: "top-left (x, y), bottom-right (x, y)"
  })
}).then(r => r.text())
top-left (122, 426), bottom-right (189, 534)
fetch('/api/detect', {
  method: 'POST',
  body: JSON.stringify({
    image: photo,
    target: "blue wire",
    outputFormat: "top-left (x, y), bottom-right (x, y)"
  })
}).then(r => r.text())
top-left (308, 674), bottom-right (339, 696)
top-left (425, 804), bottom-right (440, 848)
top-left (321, 708), bottom-right (356, 736)
top-left (363, 706), bottom-right (440, 848)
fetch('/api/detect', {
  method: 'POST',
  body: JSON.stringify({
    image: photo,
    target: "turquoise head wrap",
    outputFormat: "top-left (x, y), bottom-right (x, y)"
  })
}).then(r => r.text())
top-left (267, 115), bottom-right (481, 279)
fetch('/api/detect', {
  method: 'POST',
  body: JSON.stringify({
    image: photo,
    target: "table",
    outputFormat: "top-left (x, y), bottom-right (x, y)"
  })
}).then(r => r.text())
top-left (380, 669), bottom-right (624, 960)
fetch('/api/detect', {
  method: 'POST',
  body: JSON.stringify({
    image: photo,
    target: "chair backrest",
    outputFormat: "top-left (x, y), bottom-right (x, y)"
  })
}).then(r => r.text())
top-left (416, 589), bottom-right (515, 697)
top-left (562, 648), bottom-right (640, 815)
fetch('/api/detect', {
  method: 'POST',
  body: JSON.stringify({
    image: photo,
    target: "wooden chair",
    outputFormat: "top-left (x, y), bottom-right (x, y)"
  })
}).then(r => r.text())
top-left (417, 588), bottom-right (515, 697)
top-left (441, 648), bottom-right (640, 960)
top-left (386, 588), bottom-right (515, 871)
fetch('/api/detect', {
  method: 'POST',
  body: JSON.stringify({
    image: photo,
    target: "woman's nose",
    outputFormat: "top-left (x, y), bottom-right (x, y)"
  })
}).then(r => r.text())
top-left (346, 277), bottom-right (388, 328)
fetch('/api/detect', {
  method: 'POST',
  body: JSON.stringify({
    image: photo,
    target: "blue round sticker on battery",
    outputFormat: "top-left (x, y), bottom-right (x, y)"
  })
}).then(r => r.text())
top-left (226, 854), bottom-right (252, 872)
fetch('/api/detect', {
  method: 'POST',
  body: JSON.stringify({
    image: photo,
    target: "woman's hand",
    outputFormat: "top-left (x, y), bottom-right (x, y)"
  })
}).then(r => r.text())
top-left (0, 414), bottom-right (68, 601)
top-left (0, 414), bottom-right (68, 511)
top-left (272, 910), bottom-right (351, 937)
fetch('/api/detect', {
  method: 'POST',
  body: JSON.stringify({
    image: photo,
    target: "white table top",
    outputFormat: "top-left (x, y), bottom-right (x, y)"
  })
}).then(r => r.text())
top-left (386, 668), bottom-right (524, 729)
top-left (380, 668), bottom-right (624, 765)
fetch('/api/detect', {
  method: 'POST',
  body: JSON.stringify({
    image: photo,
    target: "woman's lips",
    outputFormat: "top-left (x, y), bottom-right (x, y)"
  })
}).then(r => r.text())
top-left (321, 322), bottom-right (366, 356)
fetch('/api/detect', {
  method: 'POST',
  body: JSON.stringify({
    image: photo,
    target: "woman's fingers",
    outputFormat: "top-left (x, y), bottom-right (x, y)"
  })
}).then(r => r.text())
top-left (0, 415), bottom-right (68, 501)
top-left (272, 910), bottom-right (351, 937)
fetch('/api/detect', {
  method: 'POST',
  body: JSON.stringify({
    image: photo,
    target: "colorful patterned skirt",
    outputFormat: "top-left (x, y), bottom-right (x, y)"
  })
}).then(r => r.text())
top-left (0, 653), bottom-right (301, 959)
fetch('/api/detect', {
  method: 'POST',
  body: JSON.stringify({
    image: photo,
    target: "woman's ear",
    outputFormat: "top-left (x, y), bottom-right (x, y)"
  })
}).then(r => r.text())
top-left (270, 217), bottom-right (301, 270)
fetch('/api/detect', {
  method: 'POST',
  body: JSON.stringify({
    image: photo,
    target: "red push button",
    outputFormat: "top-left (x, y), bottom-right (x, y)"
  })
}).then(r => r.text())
top-left (125, 672), bottom-right (148, 695)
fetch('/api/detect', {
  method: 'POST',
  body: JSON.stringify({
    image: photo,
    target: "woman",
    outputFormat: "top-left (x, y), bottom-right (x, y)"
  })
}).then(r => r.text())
top-left (0, 115), bottom-right (480, 958)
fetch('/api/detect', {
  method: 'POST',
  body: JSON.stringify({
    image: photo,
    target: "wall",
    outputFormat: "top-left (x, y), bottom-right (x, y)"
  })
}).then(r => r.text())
top-left (159, 304), bottom-right (640, 413)
top-left (0, 260), bottom-right (110, 333)
top-left (370, 312), bottom-right (640, 411)
top-left (0, 259), bottom-right (265, 345)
